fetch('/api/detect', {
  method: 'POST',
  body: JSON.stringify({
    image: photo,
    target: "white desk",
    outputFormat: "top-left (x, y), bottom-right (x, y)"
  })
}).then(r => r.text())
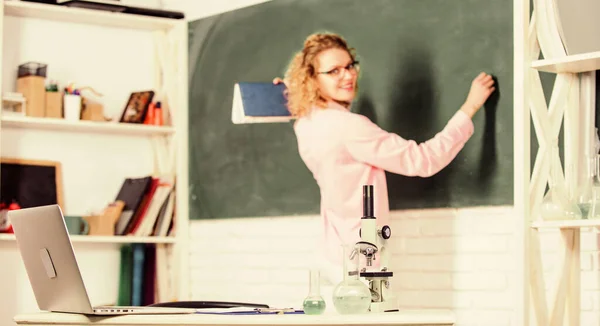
top-left (14, 310), bottom-right (455, 326)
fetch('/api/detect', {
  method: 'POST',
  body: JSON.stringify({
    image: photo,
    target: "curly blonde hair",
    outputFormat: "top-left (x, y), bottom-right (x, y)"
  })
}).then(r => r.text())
top-left (284, 32), bottom-right (358, 117)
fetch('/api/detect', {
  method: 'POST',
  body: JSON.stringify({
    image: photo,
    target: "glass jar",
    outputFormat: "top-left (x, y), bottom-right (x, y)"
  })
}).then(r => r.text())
top-left (331, 244), bottom-right (371, 314)
top-left (302, 269), bottom-right (326, 315)
top-left (575, 155), bottom-right (595, 219)
top-left (588, 154), bottom-right (600, 219)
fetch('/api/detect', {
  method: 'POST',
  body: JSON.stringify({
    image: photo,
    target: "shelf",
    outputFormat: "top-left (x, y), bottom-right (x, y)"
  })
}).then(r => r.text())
top-left (0, 233), bottom-right (176, 244)
top-left (531, 51), bottom-right (600, 73)
top-left (531, 219), bottom-right (600, 229)
top-left (3, 0), bottom-right (179, 31)
top-left (1, 115), bottom-right (174, 136)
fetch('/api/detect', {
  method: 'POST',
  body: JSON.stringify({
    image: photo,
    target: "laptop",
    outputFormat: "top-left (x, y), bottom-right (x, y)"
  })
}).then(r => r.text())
top-left (8, 204), bottom-right (195, 315)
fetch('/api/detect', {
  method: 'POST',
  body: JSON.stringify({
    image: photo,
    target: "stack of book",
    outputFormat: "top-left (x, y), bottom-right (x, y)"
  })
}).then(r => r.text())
top-left (113, 175), bottom-right (175, 238)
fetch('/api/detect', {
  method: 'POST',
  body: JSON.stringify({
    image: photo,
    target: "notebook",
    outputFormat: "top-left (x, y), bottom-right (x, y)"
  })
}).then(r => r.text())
top-left (231, 82), bottom-right (294, 124)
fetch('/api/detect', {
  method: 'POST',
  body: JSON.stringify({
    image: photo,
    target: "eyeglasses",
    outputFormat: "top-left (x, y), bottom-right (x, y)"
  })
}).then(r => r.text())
top-left (317, 61), bottom-right (360, 78)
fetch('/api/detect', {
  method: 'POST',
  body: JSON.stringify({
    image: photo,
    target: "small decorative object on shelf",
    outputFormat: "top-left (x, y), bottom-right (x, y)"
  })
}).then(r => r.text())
top-left (78, 86), bottom-right (108, 122)
top-left (0, 200), bottom-right (21, 234)
top-left (120, 90), bottom-right (155, 124)
top-left (144, 101), bottom-right (164, 126)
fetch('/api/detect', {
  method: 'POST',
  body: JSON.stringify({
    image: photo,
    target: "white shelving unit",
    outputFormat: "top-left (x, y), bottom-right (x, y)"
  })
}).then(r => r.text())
top-left (531, 51), bottom-right (600, 73)
top-left (1, 115), bottom-right (175, 136)
top-left (0, 0), bottom-right (190, 316)
top-left (516, 1), bottom-right (599, 325)
top-left (531, 219), bottom-right (600, 230)
top-left (4, 0), bottom-right (177, 30)
top-left (0, 233), bottom-right (177, 244)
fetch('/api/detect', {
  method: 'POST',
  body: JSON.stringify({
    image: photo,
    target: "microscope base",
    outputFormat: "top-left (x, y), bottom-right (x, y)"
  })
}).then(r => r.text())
top-left (363, 275), bottom-right (397, 313)
top-left (369, 299), bottom-right (399, 313)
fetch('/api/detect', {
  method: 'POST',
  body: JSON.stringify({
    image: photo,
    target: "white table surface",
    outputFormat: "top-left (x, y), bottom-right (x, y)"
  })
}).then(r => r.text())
top-left (14, 309), bottom-right (455, 326)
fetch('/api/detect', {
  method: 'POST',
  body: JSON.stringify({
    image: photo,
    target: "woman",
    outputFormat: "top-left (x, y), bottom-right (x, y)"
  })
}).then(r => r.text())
top-left (275, 32), bottom-right (495, 293)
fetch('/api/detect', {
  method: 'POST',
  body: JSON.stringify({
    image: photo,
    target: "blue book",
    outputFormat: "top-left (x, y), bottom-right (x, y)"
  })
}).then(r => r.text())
top-left (231, 82), bottom-right (293, 124)
top-left (130, 243), bottom-right (145, 306)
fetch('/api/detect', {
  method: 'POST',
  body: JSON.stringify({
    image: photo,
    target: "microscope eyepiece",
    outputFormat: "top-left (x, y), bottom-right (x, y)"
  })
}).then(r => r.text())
top-left (362, 185), bottom-right (374, 219)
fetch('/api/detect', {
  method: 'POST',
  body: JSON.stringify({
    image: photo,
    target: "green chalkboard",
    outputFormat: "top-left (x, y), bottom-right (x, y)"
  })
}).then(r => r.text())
top-left (188, 0), bottom-right (514, 219)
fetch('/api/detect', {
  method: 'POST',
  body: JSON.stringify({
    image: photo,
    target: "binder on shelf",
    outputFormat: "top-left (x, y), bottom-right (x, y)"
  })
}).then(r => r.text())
top-left (130, 243), bottom-right (146, 306)
top-left (231, 82), bottom-right (294, 124)
top-left (114, 176), bottom-right (153, 235)
top-left (152, 191), bottom-right (175, 237)
top-left (117, 245), bottom-right (133, 306)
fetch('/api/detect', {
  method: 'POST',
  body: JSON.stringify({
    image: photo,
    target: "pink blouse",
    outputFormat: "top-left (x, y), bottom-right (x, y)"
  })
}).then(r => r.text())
top-left (293, 102), bottom-right (475, 265)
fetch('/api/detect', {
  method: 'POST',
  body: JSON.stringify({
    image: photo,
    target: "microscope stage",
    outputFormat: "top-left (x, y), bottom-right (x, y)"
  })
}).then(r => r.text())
top-left (360, 271), bottom-right (393, 278)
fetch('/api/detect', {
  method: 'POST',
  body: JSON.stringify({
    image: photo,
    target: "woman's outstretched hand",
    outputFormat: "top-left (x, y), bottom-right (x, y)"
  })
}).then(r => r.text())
top-left (460, 72), bottom-right (496, 118)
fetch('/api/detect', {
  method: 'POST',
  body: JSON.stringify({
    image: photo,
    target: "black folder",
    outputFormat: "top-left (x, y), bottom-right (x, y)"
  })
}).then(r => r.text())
top-left (113, 176), bottom-right (152, 235)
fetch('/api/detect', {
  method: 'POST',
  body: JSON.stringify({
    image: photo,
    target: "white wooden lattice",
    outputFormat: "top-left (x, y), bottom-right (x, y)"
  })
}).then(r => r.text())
top-left (526, 1), bottom-right (588, 325)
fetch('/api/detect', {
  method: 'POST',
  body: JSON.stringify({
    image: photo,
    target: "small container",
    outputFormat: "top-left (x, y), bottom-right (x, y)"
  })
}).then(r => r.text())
top-left (18, 62), bottom-right (47, 78)
top-left (153, 101), bottom-right (163, 126)
top-left (63, 94), bottom-right (82, 121)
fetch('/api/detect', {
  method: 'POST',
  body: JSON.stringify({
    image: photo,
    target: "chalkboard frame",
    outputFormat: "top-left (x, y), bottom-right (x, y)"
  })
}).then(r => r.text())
top-left (0, 158), bottom-right (64, 209)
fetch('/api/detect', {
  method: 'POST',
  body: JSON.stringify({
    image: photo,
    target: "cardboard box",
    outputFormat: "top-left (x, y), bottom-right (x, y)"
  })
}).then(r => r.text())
top-left (45, 91), bottom-right (62, 118)
top-left (81, 98), bottom-right (105, 121)
top-left (16, 76), bottom-right (45, 117)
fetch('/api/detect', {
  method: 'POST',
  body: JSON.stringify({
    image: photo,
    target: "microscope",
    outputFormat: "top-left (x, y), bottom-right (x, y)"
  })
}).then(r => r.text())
top-left (357, 185), bottom-right (398, 313)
